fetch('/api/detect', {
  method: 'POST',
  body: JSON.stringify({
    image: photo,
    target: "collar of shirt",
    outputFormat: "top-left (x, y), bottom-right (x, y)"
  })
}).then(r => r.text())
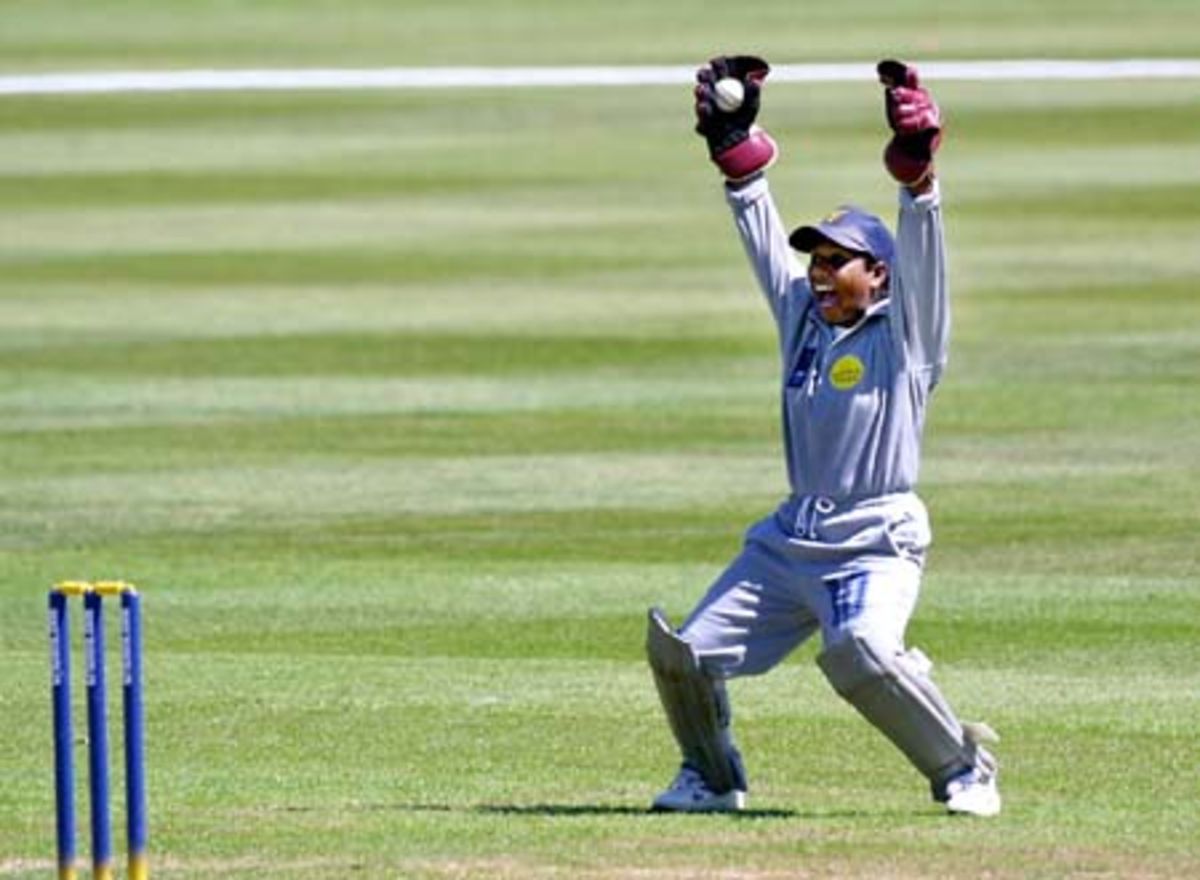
top-left (811, 295), bottom-right (890, 341)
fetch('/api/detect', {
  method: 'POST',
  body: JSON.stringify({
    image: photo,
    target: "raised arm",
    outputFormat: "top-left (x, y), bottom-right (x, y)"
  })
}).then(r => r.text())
top-left (725, 177), bottom-right (806, 322)
top-left (694, 55), bottom-right (806, 324)
top-left (893, 184), bottom-right (949, 379)
top-left (879, 60), bottom-right (949, 378)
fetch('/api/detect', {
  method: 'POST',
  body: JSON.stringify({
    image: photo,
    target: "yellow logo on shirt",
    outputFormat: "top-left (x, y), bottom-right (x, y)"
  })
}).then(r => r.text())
top-left (829, 354), bottom-right (865, 390)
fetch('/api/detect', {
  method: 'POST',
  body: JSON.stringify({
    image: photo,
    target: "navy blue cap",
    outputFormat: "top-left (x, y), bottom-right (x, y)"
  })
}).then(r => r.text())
top-left (789, 205), bottom-right (895, 266)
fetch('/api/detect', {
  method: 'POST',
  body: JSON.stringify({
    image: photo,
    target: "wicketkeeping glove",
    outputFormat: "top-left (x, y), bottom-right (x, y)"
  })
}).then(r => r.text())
top-left (694, 55), bottom-right (777, 182)
top-left (877, 59), bottom-right (942, 186)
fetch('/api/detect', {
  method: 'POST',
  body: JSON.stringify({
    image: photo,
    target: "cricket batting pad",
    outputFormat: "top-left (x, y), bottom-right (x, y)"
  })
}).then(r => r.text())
top-left (818, 634), bottom-right (975, 786)
top-left (646, 608), bottom-right (746, 794)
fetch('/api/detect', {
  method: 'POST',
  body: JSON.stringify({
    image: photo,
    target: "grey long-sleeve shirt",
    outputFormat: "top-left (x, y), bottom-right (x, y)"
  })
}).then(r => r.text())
top-left (726, 176), bottom-right (949, 503)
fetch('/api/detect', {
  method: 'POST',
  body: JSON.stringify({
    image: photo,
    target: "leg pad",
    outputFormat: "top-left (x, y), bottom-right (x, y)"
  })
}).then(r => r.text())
top-left (646, 608), bottom-right (745, 794)
top-left (818, 634), bottom-right (973, 785)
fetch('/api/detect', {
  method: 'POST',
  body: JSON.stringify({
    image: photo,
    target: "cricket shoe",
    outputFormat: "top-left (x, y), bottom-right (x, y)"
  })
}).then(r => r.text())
top-left (941, 764), bottom-right (1001, 817)
top-left (651, 764), bottom-right (746, 813)
top-left (945, 721), bottom-right (1002, 817)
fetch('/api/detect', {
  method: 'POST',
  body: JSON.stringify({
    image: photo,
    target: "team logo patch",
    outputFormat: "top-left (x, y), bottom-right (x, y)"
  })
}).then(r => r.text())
top-left (829, 354), bottom-right (865, 390)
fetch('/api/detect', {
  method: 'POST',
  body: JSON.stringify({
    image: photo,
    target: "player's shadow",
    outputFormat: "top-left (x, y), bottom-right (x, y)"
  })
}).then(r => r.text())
top-left (477, 804), bottom-right (941, 822)
top-left (283, 802), bottom-right (922, 821)
top-left (476, 803), bottom-right (799, 819)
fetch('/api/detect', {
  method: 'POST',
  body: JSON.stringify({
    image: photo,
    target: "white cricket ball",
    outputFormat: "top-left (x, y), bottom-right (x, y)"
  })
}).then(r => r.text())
top-left (713, 77), bottom-right (745, 113)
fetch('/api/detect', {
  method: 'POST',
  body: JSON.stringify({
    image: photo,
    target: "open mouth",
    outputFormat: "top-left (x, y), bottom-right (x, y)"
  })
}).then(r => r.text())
top-left (813, 285), bottom-right (838, 310)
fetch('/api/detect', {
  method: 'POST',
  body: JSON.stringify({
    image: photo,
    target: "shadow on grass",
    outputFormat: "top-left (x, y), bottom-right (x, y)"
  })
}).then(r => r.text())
top-left (281, 801), bottom-right (930, 821)
top-left (376, 803), bottom-right (799, 819)
top-left (480, 803), bottom-right (800, 819)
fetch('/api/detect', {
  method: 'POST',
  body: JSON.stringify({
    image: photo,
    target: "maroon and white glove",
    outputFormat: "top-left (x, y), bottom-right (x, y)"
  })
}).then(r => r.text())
top-left (694, 55), bottom-right (777, 182)
top-left (877, 59), bottom-right (942, 187)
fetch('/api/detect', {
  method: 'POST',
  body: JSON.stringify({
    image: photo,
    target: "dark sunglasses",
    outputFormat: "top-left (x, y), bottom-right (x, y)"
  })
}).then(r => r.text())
top-left (808, 251), bottom-right (871, 272)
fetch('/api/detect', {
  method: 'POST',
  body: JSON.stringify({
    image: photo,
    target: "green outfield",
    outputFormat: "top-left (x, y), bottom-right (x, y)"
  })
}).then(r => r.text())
top-left (2, 2), bottom-right (1199, 877)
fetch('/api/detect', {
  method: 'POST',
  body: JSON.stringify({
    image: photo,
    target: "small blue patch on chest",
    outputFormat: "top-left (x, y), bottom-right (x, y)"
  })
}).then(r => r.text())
top-left (787, 345), bottom-right (818, 388)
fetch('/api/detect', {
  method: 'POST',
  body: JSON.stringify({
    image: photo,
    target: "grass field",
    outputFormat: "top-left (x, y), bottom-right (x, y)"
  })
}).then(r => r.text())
top-left (2, 2), bottom-right (1199, 878)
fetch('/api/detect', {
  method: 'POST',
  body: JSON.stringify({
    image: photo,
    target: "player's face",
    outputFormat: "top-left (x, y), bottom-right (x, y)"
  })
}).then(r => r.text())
top-left (807, 242), bottom-right (889, 327)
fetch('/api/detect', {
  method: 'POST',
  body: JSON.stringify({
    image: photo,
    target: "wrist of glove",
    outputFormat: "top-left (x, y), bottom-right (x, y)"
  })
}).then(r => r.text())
top-left (694, 55), bottom-right (778, 181)
top-left (709, 127), bottom-right (778, 182)
top-left (878, 59), bottom-right (942, 186)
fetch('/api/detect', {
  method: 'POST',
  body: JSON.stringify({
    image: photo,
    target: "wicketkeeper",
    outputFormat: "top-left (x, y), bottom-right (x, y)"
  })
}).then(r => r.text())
top-left (646, 55), bottom-right (1001, 816)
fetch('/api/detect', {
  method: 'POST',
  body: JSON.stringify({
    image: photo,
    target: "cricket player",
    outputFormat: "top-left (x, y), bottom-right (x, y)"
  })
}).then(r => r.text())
top-left (646, 56), bottom-right (1001, 816)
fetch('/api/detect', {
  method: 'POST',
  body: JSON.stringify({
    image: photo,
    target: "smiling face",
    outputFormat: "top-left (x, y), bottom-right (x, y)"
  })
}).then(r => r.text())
top-left (806, 241), bottom-right (890, 327)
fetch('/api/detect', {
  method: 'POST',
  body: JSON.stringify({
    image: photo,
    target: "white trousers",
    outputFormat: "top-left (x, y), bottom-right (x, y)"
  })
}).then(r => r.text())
top-left (680, 497), bottom-right (927, 678)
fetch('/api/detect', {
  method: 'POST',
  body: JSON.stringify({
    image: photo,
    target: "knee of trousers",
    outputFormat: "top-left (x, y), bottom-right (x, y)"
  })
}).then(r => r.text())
top-left (816, 633), bottom-right (970, 784)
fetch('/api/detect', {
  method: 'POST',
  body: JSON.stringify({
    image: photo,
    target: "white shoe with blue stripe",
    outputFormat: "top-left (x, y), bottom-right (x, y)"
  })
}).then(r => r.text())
top-left (652, 764), bottom-right (746, 813)
top-left (943, 764), bottom-right (1001, 817)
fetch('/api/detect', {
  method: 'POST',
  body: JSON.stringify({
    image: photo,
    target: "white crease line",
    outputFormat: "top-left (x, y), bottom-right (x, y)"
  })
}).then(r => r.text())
top-left (2, 60), bottom-right (1199, 96)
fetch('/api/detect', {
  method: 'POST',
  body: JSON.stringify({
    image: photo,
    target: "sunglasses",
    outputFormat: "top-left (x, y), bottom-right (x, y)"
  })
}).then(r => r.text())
top-left (808, 251), bottom-right (871, 272)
